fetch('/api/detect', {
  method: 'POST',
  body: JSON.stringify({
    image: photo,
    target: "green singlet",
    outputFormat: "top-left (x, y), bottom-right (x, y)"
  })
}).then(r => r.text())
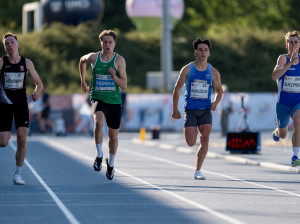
top-left (90, 52), bottom-right (121, 104)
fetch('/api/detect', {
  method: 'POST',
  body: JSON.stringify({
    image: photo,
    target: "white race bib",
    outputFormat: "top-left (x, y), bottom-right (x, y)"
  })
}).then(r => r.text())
top-left (4, 72), bottom-right (25, 89)
top-left (95, 74), bottom-right (115, 91)
top-left (190, 80), bottom-right (209, 99)
top-left (283, 76), bottom-right (300, 93)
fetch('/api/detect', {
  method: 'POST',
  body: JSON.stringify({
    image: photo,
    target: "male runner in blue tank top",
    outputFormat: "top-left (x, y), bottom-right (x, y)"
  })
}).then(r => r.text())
top-left (272, 30), bottom-right (300, 167)
top-left (0, 33), bottom-right (43, 185)
top-left (172, 38), bottom-right (223, 180)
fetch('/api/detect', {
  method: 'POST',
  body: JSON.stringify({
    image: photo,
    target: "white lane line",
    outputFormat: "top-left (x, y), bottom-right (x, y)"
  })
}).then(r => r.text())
top-left (41, 138), bottom-right (245, 224)
top-left (121, 148), bottom-right (300, 198)
top-left (9, 141), bottom-right (80, 224)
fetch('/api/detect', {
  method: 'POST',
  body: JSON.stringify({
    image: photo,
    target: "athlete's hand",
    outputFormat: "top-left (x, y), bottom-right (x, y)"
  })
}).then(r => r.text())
top-left (291, 47), bottom-right (299, 63)
top-left (108, 67), bottom-right (116, 79)
top-left (81, 82), bottom-right (89, 93)
top-left (172, 109), bottom-right (182, 119)
top-left (211, 102), bottom-right (217, 111)
top-left (32, 92), bottom-right (38, 102)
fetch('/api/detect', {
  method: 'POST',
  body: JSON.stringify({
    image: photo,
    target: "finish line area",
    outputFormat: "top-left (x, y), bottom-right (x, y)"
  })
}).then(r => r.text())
top-left (0, 132), bottom-right (299, 224)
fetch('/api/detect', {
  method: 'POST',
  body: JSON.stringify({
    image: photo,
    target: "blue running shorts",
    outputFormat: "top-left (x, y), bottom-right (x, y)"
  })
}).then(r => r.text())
top-left (276, 102), bottom-right (300, 128)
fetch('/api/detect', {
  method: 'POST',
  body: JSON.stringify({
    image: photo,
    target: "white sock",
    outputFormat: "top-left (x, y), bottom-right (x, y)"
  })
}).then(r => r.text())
top-left (293, 147), bottom-right (299, 157)
top-left (96, 143), bottom-right (103, 158)
top-left (15, 166), bottom-right (22, 176)
top-left (108, 154), bottom-right (116, 167)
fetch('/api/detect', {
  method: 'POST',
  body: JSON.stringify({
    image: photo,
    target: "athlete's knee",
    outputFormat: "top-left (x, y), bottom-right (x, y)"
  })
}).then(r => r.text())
top-left (186, 138), bottom-right (196, 147)
top-left (0, 139), bottom-right (9, 148)
top-left (278, 130), bottom-right (287, 139)
top-left (200, 136), bottom-right (210, 144)
top-left (16, 135), bottom-right (27, 146)
top-left (293, 117), bottom-right (300, 129)
top-left (94, 119), bottom-right (104, 129)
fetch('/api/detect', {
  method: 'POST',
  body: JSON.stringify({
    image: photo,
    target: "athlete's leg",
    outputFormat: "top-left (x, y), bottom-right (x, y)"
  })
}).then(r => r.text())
top-left (15, 127), bottom-right (28, 167)
top-left (0, 132), bottom-right (11, 147)
top-left (275, 127), bottom-right (288, 139)
top-left (184, 127), bottom-right (198, 146)
top-left (274, 103), bottom-right (290, 139)
top-left (107, 127), bottom-right (119, 155)
top-left (93, 111), bottom-right (105, 144)
top-left (195, 124), bottom-right (212, 171)
top-left (0, 102), bottom-right (13, 147)
top-left (292, 109), bottom-right (300, 147)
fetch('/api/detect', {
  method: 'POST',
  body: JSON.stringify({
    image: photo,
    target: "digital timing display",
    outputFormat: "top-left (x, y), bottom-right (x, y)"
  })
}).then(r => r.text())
top-left (226, 132), bottom-right (260, 152)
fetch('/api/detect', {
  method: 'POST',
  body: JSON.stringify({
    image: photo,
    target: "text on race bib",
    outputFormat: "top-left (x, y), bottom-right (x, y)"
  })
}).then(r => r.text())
top-left (95, 74), bottom-right (116, 91)
top-left (283, 76), bottom-right (300, 93)
top-left (4, 72), bottom-right (25, 89)
top-left (190, 80), bottom-right (209, 99)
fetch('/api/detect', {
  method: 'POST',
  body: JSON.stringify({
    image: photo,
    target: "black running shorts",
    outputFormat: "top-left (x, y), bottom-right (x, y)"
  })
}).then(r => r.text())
top-left (184, 108), bottom-right (212, 127)
top-left (0, 102), bottom-right (29, 131)
top-left (91, 100), bottom-right (122, 129)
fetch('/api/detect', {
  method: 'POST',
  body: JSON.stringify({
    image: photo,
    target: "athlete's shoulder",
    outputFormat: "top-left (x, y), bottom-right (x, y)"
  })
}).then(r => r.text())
top-left (25, 57), bottom-right (34, 67)
top-left (277, 54), bottom-right (287, 65)
top-left (182, 62), bottom-right (193, 71)
top-left (212, 67), bottom-right (220, 74)
top-left (115, 52), bottom-right (125, 62)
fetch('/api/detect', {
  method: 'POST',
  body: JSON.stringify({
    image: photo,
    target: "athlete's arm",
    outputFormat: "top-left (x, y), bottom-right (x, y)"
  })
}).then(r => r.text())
top-left (110, 55), bottom-right (127, 90)
top-left (211, 68), bottom-right (223, 112)
top-left (172, 64), bottom-right (189, 119)
top-left (79, 52), bottom-right (97, 93)
top-left (272, 49), bottom-right (298, 81)
top-left (26, 58), bottom-right (43, 102)
top-left (272, 54), bottom-right (289, 81)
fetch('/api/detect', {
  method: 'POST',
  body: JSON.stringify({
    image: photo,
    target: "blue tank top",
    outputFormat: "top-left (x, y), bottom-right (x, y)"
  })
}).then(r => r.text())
top-left (277, 54), bottom-right (300, 106)
top-left (184, 62), bottom-right (213, 109)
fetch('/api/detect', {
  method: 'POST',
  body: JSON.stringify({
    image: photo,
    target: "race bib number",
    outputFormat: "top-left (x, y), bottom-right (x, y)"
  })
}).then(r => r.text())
top-left (190, 80), bottom-right (209, 99)
top-left (4, 72), bottom-right (25, 89)
top-left (95, 74), bottom-right (115, 91)
top-left (283, 76), bottom-right (300, 93)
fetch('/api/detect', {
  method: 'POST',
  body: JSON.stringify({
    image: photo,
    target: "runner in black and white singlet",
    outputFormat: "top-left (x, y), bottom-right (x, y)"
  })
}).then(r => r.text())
top-left (172, 38), bottom-right (223, 180)
top-left (272, 30), bottom-right (300, 167)
top-left (0, 33), bottom-right (43, 185)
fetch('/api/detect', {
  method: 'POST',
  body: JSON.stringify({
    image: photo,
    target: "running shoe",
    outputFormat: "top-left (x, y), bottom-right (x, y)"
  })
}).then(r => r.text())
top-left (194, 170), bottom-right (205, 180)
top-left (93, 157), bottom-right (102, 172)
top-left (105, 158), bottom-right (115, 180)
top-left (272, 130), bottom-right (279, 142)
top-left (14, 174), bottom-right (25, 185)
top-left (291, 155), bottom-right (300, 167)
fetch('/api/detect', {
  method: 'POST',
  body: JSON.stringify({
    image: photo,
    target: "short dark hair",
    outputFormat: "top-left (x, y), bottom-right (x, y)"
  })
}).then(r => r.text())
top-left (2, 32), bottom-right (18, 44)
top-left (99, 30), bottom-right (118, 41)
top-left (193, 38), bottom-right (211, 50)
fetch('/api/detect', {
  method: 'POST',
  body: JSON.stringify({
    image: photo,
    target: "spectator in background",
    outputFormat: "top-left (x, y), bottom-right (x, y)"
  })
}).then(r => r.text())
top-left (219, 84), bottom-right (232, 137)
top-left (39, 87), bottom-right (52, 133)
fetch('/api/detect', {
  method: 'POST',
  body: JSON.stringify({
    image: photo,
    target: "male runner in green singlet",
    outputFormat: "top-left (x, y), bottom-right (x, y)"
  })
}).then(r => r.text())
top-left (79, 30), bottom-right (127, 180)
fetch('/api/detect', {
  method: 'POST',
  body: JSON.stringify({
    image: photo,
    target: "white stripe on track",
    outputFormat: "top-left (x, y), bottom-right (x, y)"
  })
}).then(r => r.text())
top-left (9, 141), bottom-right (80, 224)
top-left (121, 148), bottom-right (300, 198)
top-left (41, 138), bottom-right (246, 224)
